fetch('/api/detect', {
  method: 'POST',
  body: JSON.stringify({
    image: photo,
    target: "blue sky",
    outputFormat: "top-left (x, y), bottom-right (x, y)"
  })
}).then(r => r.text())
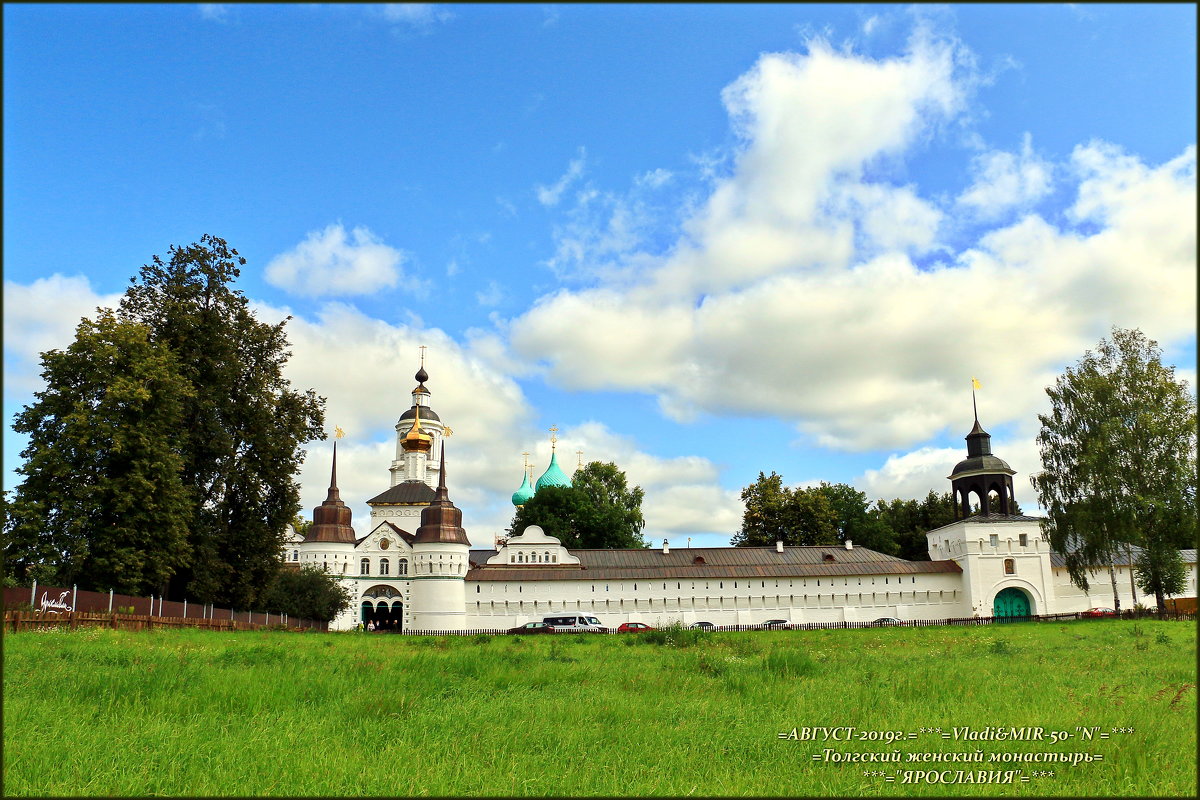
top-left (4, 3), bottom-right (1196, 548)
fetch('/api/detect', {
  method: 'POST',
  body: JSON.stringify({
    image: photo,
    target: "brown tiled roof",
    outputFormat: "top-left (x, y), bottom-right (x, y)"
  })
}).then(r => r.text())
top-left (465, 546), bottom-right (962, 582)
top-left (367, 481), bottom-right (436, 505)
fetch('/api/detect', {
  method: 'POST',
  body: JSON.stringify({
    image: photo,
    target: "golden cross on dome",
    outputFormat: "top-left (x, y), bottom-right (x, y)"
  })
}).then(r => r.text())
top-left (576, 449), bottom-right (584, 469)
top-left (419, 344), bottom-right (427, 367)
top-left (549, 425), bottom-right (558, 450)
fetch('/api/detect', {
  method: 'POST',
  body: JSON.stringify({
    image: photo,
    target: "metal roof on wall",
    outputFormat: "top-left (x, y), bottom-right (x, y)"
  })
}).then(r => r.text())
top-left (465, 545), bottom-right (964, 582)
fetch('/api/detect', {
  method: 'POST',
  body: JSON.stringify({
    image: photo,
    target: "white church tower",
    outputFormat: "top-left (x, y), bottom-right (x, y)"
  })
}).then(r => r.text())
top-left (367, 353), bottom-right (447, 534)
top-left (409, 446), bottom-right (471, 630)
top-left (388, 351), bottom-right (445, 489)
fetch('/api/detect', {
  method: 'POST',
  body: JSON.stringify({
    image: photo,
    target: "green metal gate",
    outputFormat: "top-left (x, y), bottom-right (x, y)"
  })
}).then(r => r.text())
top-left (993, 587), bottom-right (1031, 618)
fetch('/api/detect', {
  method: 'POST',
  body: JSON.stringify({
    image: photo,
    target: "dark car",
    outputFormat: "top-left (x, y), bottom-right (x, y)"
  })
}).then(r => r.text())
top-left (1082, 607), bottom-right (1116, 618)
top-left (871, 617), bottom-right (903, 626)
top-left (690, 621), bottom-right (716, 630)
top-left (758, 619), bottom-right (794, 630)
top-left (507, 621), bottom-right (553, 634)
top-left (617, 622), bottom-right (654, 633)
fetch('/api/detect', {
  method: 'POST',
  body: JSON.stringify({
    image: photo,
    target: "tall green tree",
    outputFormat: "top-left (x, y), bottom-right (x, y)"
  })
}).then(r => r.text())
top-left (815, 482), bottom-right (898, 555)
top-left (1031, 328), bottom-right (1197, 613)
top-left (117, 235), bottom-right (326, 607)
top-left (732, 473), bottom-right (838, 547)
top-left (508, 461), bottom-right (647, 548)
top-left (5, 311), bottom-right (194, 594)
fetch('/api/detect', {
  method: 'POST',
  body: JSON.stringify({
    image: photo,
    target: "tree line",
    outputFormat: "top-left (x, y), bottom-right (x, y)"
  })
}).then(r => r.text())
top-left (3, 236), bottom-right (330, 614)
top-left (733, 476), bottom-right (1019, 561)
top-left (734, 328), bottom-right (1195, 613)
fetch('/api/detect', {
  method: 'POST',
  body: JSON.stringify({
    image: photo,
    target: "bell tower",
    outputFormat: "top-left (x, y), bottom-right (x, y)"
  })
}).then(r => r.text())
top-left (948, 413), bottom-right (1017, 519)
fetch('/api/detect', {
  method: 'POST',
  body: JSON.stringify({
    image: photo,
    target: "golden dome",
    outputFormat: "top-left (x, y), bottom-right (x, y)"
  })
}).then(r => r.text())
top-left (401, 405), bottom-right (434, 453)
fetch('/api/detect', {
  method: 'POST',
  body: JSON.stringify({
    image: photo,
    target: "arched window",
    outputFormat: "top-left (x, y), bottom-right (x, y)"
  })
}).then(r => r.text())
top-left (543, 551), bottom-right (550, 563)
top-left (399, 558), bottom-right (408, 576)
top-left (1004, 558), bottom-right (1015, 575)
top-left (380, 558), bottom-right (390, 576)
top-left (361, 558), bottom-right (370, 575)
top-left (291, 550), bottom-right (298, 561)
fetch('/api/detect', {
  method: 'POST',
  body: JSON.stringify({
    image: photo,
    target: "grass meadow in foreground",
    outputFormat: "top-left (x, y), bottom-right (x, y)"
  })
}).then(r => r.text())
top-left (2, 619), bottom-right (1195, 796)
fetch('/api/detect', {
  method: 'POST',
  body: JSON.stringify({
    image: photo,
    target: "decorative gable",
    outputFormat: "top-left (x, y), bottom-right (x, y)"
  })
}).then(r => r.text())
top-left (484, 525), bottom-right (581, 566)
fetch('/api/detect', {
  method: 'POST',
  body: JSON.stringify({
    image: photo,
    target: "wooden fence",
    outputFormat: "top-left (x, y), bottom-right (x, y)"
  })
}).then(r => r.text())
top-left (3, 584), bottom-right (326, 632)
top-left (4, 610), bottom-right (326, 634)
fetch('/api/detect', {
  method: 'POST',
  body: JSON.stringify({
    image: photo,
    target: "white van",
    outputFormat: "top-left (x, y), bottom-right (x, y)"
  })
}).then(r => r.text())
top-left (542, 614), bottom-right (608, 633)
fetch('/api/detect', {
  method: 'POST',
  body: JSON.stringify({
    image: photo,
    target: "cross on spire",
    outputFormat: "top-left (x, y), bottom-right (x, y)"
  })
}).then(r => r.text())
top-left (549, 425), bottom-right (558, 450)
top-left (577, 449), bottom-right (584, 469)
top-left (419, 344), bottom-right (427, 368)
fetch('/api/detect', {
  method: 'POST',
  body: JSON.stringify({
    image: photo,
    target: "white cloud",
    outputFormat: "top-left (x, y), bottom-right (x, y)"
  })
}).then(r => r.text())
top-left (506, 24), bottom-right (1197, 455)
top-left (198, 4), bottom-right (230, 23)
top-left (3, 275), bottom-right (124, 395)
top-left (859, 436), bottom-right (1043, 512)
top-left (264, 223), bottom-right (417, 298)
top-left (635, 168), bottom-right (674, 189)
top-left (520, 420), bottom-right (744, 540)
top-left (250, 300), bottom-right (535, 544)
top-left (957, 133), bottom-right (1053, 218)
top-left (381, 4), bottom-right (454, 29)
top-left (536, 147), bottom-right (586, 207)
top-left (475, 281), bottom-right (504, 307)
top-left (239, 302), bottom-right (742, 544)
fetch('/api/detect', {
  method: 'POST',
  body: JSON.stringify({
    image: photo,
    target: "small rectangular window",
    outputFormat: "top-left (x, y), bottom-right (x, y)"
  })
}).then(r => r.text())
top-left (1019, 533), bottom-right (1028, 547)
top-left (989, 534), bottom-right (999, 547)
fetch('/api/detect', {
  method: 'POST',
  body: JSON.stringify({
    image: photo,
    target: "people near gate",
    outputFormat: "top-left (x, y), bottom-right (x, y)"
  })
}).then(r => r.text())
top-left (367, 620), bottom-right (375, 632)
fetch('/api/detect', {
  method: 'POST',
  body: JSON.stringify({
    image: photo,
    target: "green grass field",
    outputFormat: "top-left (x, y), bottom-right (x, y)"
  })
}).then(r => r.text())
top-left (3, 619), bottom-right (1195, 796)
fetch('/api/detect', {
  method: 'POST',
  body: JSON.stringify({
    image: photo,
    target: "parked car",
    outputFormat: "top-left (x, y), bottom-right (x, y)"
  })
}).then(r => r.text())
top-left (1082, 607), bottom-right (1116, 618)
top-left (758, 619), bottom-right (794, 630)
top-left (506, 621), bottom-right (553, 634)
top-left (871, 617), bottom-right (903, 626)
top-left (543, 614), bottom-right (609, 633)
top-left (690, 621), bottom-right (715, 630)
top-left (617, 622), bottom-right (654, 633)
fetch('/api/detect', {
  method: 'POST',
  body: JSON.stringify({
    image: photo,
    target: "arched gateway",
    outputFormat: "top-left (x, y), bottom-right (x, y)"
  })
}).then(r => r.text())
top-left (362, 585), bottom-right (403, 631)
top-left (993, 587), bottom-right (1031, 618)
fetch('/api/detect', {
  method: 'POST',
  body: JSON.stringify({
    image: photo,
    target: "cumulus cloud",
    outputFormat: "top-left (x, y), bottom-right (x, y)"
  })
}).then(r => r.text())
top-left (241, 301), bottom-right (738, 544)
top-left (508, 23), bottom-right (1197, 454)
top-left (3, 275), bottom-right (124, 395)
top-left (957, 133), bottom-right (1053, 218)
top-left (264, 224), bottom-right (417, 297)
top-left (515, 420), bottom-right (744, 541)
top-left (858, 436), bottom-right (1043, 512)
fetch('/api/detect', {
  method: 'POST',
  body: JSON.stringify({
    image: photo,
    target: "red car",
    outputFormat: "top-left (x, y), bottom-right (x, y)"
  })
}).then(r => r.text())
top-left (617, 622), bottom-right (654, 633)
top-left (1082, 607), bottom-right (1116, 618)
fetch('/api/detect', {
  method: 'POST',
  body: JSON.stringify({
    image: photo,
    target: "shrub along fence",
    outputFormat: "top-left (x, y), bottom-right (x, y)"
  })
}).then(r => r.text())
top-left (2, 584), bottom-right (326, 632)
